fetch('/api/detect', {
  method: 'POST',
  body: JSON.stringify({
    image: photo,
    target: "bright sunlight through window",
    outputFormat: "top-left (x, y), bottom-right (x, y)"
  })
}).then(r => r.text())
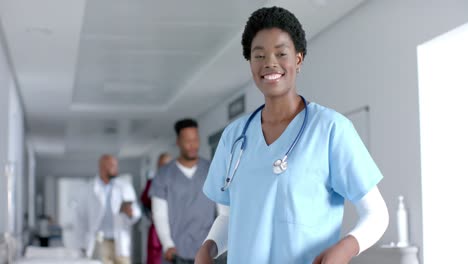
top-left (418, 22), bottom-right (468, 264)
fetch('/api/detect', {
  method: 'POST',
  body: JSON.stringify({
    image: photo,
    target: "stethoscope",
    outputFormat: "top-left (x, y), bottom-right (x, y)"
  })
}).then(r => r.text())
top-left (221, 95), bottom-right (308, 192)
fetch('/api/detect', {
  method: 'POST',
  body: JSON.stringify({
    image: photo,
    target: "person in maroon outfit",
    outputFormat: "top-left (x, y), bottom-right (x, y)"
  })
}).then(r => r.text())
top-left (141, 153), bottom-right (172, 264)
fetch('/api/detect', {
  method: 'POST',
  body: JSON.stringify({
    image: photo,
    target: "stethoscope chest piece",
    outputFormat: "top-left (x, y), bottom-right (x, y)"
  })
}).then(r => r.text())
top-left (273, 159), bottom-right (288, 174)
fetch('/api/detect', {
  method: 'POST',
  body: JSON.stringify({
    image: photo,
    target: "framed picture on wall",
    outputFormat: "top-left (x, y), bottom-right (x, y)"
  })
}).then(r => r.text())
top-left (208, 128), bottom-right (224, 159)
top-left (228, 94), bottom-right (245, 121)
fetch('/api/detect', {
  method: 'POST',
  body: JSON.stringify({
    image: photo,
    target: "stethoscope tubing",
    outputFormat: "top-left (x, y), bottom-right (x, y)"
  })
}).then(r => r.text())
top-left (221, 95), bottom-right (308, 191)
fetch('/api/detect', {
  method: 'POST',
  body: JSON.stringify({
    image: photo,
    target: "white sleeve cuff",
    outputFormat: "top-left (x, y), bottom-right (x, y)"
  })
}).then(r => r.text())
top-left (152, 197), bottom-right (175, 252)
top-left (205, 204), bottom-right (230, 258)
top-left (216, 203), bottom-right (229, 216)
top-left (348, 186), bottom-right (389, 255)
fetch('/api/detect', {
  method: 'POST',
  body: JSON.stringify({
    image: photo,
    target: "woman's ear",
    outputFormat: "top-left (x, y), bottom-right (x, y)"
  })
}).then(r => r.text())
top-left (296, 52), bottom-right (304, 72)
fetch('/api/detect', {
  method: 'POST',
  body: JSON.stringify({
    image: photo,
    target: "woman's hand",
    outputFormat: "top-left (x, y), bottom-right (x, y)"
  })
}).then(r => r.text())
top-left (195, 240), bottom-right (218, 264)
top-left (312, 235), bottom-right (359, 264)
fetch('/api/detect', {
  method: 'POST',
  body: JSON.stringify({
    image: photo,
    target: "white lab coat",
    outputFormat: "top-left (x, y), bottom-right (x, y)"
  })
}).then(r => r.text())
top-left (75, 177), bottom-right (141, 257)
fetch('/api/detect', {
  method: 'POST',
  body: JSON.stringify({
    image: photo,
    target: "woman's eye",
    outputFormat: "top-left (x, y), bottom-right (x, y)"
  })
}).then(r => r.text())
top-left (254, 55), bottom-right (264, 59)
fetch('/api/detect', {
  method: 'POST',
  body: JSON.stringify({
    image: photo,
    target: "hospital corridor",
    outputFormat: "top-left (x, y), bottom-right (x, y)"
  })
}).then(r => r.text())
top-left (1, 1), bottom-right (468, 264)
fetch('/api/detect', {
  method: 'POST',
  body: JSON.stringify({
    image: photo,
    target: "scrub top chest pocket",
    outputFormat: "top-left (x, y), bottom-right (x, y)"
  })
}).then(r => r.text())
top-left (276, 159), bottom-right (334, 227)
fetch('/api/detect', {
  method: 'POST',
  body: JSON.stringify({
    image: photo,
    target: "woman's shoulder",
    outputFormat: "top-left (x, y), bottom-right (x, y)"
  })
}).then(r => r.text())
top-left (220, 112), bottom-right (253, 140)
top-left (307, 102), bottom-right (351, 127)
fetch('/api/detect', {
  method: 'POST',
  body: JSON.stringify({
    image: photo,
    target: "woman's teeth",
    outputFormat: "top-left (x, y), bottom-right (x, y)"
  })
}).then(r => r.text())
top-left (264, 74), bottom-right (282, 80)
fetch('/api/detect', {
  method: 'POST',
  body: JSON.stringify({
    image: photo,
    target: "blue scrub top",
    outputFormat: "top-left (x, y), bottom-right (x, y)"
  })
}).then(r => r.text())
top-left (203, 102), bottom-right (383, 264)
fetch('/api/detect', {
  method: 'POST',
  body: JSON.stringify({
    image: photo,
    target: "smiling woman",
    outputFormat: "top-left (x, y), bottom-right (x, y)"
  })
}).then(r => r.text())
top-left (195, 6), bottom-right (389, 264)
top-left (249, 28), bottom-right (303, 102)
top-left (242, 7), bottom-right (306, 105)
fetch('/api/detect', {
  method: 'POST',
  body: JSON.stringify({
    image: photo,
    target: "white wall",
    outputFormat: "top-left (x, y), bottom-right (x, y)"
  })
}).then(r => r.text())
top-left (0, 20), bottom-right (27, 257)
top-left (1, 21), bottom-right (26, 236)
top-left (27, 143), bottom-right (36, 229)
top-left (197, 1), bottom-right (468, 263)
top-left (8, 83), bottom-right (26, 248)
top-left (0, 30), bottom-right (12, 235)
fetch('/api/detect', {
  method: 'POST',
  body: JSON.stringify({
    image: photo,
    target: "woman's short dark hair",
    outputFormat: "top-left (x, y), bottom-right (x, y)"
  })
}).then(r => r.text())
top-left (241, 6), bottom-right (307, 61)
top-left (174, 118), bottom-right (198, 136)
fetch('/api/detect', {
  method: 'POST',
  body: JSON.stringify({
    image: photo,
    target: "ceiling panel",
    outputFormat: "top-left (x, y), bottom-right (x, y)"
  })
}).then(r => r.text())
top-left (1, 0), bottom-right (367, 158)
top-left (72, 0), bottom-right (251, 108)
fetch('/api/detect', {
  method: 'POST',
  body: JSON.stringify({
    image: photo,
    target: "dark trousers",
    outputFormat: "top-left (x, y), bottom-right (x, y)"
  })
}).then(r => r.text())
top-left (172, 253), bottom-right (227, 264)
top-left (172, 255), bottom-right (194, 264)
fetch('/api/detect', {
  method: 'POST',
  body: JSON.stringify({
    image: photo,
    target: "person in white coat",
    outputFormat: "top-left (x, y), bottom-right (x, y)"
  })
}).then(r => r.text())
top-left (75, 154), bottom-right (141, 264)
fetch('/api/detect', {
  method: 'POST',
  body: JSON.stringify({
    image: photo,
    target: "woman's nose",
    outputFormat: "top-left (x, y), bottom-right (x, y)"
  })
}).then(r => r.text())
top-left (264, 54), bottom-right (278, 68)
